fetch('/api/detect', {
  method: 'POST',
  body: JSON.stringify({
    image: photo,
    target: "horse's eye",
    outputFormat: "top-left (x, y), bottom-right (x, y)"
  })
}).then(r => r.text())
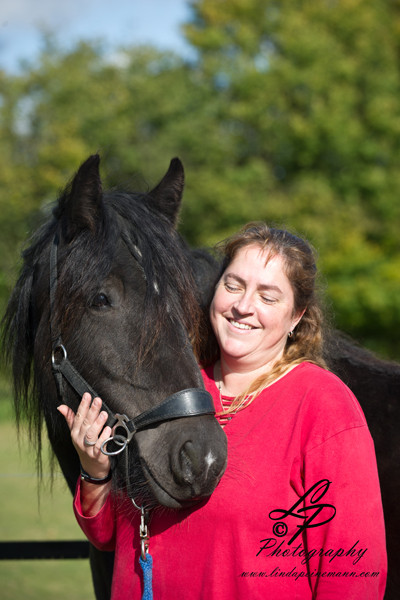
top-left (91, 293), bottom-right (110, 308)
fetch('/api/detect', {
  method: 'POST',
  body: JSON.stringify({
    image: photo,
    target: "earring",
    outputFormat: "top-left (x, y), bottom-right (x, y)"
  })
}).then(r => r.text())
top-left (288, 330), bottom-right (294, 338)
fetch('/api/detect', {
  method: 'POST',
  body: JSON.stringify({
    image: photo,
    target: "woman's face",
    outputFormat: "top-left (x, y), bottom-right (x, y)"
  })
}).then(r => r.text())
top-left (210, 244), bottom-right (303, 370)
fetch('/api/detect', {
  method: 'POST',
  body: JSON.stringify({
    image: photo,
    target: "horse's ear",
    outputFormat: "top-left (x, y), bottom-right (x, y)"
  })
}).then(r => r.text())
top-left (56, 154), bottom-right (103, 242)
top-left (146, 158), bottom-right (184, 227)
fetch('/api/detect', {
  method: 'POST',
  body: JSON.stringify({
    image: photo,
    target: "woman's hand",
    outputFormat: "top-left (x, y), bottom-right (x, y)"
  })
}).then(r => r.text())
top-left (57, 392), bottom-right (112, 480)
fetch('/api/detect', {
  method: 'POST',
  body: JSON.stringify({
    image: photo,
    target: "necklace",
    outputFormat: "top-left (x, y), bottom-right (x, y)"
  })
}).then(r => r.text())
top-left (217, 380), bottom-right (231, 410)
top-left (215, 360), bottom-right (256, 424)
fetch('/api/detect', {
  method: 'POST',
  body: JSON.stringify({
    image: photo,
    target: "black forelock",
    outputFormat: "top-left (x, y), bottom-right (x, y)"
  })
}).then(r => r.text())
top-left (106, 190), bottom-right (200, 356)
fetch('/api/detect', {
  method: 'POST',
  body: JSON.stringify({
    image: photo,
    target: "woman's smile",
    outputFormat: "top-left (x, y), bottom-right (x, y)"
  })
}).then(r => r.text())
top-left (227, 318), bottom-right (256, 331)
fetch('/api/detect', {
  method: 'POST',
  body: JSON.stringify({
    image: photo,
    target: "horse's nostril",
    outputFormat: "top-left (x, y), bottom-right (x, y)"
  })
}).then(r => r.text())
top-left (181, 441), bottom-right (200, 483)
top-left (171, 439), bottom-right (223, 498)
top-left (172, 440), bottom-right (202, 486)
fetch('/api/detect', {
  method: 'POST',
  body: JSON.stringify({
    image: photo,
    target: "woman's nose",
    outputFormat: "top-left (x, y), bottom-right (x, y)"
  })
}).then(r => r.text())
top-left (233, 292), bottom-right (254, 314)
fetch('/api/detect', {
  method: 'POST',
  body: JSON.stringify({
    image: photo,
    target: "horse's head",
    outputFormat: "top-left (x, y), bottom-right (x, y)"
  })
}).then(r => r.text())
top-left (3, 155), bottom-right (227, 508)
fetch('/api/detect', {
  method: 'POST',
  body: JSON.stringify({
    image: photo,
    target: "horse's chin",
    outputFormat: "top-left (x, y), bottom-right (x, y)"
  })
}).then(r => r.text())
top-left (138, 462), bottom-right (212, 510)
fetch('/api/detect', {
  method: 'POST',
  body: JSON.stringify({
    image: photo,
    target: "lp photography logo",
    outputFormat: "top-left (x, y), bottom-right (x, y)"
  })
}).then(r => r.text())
top-left (256, 479), bottom-right (368, 566)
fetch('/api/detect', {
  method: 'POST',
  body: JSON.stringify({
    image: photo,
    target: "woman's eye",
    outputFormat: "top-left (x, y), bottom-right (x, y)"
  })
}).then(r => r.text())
top-left (261, 296), bottom-right (276, 304)
top-left (224, 283), bottom-right (240, 292)
top-left (91, 293), bottom-right (110, 308)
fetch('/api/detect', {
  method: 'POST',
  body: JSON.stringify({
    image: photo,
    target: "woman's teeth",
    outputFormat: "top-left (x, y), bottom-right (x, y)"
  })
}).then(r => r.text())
top-left (230, 319), bottom-right (253, 330)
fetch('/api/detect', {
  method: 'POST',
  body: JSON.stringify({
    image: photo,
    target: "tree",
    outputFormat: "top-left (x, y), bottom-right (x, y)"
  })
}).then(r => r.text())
top-left (183, 0), bottom-right (400, 358)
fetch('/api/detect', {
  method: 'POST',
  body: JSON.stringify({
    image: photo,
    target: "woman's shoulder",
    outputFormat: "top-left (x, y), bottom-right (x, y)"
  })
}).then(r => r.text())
top-left (287, 362), bottom-right (368, 434)
top-left (290, 361), bottom-right (357, 395)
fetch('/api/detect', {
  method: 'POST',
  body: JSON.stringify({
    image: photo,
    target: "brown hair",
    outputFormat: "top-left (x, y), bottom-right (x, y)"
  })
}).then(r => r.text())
top-left (200, 222), bottom-right (328, 413)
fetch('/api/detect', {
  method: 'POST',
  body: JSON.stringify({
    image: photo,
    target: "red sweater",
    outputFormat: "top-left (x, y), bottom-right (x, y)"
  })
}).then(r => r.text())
top-left (74, 362), bottom-right (387, 599)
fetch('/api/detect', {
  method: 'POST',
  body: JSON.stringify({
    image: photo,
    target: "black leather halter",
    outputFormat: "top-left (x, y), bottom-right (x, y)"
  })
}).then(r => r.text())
top-left (49, 233), bottom-right (215, 455)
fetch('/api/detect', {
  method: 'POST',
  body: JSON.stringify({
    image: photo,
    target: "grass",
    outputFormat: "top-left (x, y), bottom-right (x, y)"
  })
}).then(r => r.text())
top-left (0, 393), bottom-right (96, 600)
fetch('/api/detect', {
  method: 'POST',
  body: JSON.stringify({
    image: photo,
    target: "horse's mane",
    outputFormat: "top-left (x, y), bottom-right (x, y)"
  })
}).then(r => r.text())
top-left (1, 187), bottom-right (200, 462)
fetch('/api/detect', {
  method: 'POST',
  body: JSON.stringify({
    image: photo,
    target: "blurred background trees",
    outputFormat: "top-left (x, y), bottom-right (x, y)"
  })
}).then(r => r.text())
top-left (1, 0), bottom-right (399, 359)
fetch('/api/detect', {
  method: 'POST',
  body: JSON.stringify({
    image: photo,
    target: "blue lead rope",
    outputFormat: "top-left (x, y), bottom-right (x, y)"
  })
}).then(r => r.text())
top-left (139, 553), bottom-right (153, 600)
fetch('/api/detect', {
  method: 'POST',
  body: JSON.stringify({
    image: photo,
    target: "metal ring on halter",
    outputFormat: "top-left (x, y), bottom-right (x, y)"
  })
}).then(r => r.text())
top-left (131, 497), bottom-right (154, 513)
top-left (100, 433), bottom-right (128, 456)
top-left (51, 344), bottom-right (67, 366)
top-left (131, 497), bottom-right (142, 511)
top-left (100, 413), bottom-right (136, 456)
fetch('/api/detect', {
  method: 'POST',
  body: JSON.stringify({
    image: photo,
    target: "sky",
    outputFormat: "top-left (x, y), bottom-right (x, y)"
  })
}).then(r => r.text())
top-left (0, 0), bottom-right (193, 73)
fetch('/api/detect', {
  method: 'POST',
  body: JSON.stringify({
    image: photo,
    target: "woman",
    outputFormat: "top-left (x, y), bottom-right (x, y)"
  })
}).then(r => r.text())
top-left (59, 222), bottom-right (387, 599)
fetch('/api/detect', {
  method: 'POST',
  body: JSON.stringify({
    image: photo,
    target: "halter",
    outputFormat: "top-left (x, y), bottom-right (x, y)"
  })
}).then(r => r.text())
top-left (49, 233), bottom-right (215, 451)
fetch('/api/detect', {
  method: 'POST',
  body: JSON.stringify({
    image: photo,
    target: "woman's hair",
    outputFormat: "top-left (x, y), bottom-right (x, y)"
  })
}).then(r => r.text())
top-left (199, 222), bottom-right (328, 413)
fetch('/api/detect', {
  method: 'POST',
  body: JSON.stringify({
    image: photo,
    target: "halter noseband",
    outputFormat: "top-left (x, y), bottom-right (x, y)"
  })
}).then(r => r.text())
top-left (49, 233), bottom-right (215, 455)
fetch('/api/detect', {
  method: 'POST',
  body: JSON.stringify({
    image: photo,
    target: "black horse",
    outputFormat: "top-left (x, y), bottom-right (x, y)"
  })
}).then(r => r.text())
top-left (324, 333), bottom-right (400, 600)
top-left (1, 155), bottom-right (227, 599)
top-left (2, 155), bottom-right (398, 599)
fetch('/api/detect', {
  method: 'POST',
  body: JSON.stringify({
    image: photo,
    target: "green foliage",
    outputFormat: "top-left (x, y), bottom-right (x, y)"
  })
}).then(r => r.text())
top-left (184, 0), bottom-right (400, 357)
top-left (0, 1), bottom-right (399, 359)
